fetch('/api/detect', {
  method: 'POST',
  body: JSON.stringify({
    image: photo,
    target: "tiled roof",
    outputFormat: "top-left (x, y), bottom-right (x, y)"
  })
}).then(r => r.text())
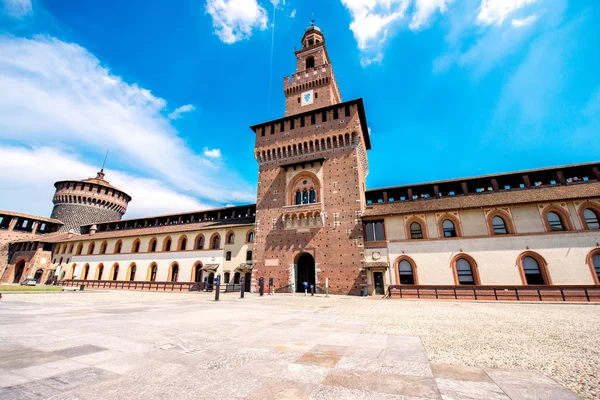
top-left (363, 182), bottom-right (600, 217)
top-left (56, 217), bottom-right (256, 243)
top-left (11, 232), bottom-right (74, 244)
top-left (0, 210), bottom-right (63, 225)
top-left (85, 204), bottom-right (257, 227)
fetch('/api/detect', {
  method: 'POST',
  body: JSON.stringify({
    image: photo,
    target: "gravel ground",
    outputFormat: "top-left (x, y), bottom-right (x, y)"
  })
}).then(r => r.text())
top-left (270, 295), bottom-right (600, 400)
top-left (2, 291), bottom-right (599, 399)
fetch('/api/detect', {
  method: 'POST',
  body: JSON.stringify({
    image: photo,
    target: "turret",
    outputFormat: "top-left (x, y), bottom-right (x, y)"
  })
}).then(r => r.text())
top-left (50, 170), bottom-right (131, 233)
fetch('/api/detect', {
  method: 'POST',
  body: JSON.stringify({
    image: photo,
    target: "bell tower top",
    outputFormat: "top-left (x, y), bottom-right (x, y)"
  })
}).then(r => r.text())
top-left (283, 22), bottom-right (342, 116)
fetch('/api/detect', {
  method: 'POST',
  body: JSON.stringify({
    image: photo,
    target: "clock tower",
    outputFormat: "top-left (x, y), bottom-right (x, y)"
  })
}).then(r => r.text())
top-left (283, 22), bottom-right (342, 116)
top-left (250, 23), bottom-right (371, 295)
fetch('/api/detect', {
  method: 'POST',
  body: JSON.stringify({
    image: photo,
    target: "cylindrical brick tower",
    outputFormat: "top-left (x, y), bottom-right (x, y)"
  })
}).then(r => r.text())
top-left (50, 170), bottom-right (132, 233)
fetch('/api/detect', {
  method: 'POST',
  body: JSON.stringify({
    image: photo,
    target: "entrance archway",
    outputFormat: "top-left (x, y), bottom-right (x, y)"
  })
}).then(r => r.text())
top-left (296, 253), bottom-right (315, 293)
top-left (13, 260), bottom-right (25, 283)
top-left (208, 272), bottom-right (215, 285)
top-left (34, 269), bottom-right (43, 283)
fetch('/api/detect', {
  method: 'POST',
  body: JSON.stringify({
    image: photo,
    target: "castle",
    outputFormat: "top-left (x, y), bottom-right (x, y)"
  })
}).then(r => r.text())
top-left (1, 24), bottom-right (599, 294)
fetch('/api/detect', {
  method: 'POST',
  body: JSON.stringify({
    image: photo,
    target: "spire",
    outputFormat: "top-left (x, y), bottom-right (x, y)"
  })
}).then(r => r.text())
top-left (97, 150), bottom-right (109, 180)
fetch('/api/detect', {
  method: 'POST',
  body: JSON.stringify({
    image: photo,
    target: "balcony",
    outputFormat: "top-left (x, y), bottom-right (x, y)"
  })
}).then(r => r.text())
top-left (282, 203), bottom-right (324, 230)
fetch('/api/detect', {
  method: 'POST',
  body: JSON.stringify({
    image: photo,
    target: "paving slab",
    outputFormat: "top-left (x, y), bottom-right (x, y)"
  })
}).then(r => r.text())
top-left (431, 364), bottom-right (492, 383)
top-left (485, 368), bottom-right (579, 400)
top-left (435, 378), bottom-right (510, 400)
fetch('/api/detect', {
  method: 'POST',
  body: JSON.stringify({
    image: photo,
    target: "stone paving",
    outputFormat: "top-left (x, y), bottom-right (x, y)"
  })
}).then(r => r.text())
top-left (0, 291), bottom-right (579, 399)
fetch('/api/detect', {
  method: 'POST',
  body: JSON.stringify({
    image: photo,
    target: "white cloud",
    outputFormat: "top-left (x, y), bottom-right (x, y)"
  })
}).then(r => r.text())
top-left (477, 0), bottom-right (537, 26)
top-left (341, 0), bottom-right (409, 50)
top-left (167, 104), bottom-right (195, 120)
top-left (290, 9), bottom-right (296, 18)
top-left (410, 0), bottom-right (453, 30)
top-left (206, 0), bottom-right (269, 44)
top-left (360, 52), bottom-right (384, 67)
top-left (203, 147), bottom-right (222, 158)
top-left (0, 35), bottom-right (255, 212)
top-left (1, 0), bottom-right (31, 18)
top-left (512, 14), bottom-right (537, 27)
top-left (0, 146), bottom-right (207, 218)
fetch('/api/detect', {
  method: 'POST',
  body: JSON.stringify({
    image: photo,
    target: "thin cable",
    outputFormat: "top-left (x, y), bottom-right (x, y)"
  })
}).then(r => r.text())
top-left (267, 2), bottom-right (276, 115)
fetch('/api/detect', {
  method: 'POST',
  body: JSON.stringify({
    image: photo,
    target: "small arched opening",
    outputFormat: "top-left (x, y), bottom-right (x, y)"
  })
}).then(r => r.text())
top-left (12, 260), bottom-right (25, 283)
top-left (295, 253), bottom-right (316, 293)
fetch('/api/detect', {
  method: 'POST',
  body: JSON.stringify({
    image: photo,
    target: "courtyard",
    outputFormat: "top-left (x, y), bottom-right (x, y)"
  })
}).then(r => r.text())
top-left (0, 290), bottom-right (597, 399)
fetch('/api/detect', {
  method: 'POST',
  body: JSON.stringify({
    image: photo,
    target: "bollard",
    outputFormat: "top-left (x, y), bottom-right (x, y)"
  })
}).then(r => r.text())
top-left (214, 274), bottom-right (221, 301)
top-left (240, 277), bottom-right (245, 298)
top-left (311, 284), bottom-right (315, 296)
top-left (259, 277), bottom-right (264, 296)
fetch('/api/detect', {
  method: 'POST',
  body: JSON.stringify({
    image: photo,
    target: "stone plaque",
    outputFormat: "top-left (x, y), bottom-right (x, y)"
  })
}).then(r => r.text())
top-left (265, 259), bottom-right (280, 266)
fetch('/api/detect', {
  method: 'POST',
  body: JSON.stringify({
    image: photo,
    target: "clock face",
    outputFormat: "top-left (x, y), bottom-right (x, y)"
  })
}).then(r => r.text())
top-left (301, 90), bottom-right (314, 106)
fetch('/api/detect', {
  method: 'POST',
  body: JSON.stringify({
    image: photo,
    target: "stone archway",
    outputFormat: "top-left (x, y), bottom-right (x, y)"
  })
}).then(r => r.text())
top-left (34, 269), bottom-right (44, 283)
top-left (13, 260), bottom-right (25, 283)
top-left (296, 253), bottom-right (315, 293)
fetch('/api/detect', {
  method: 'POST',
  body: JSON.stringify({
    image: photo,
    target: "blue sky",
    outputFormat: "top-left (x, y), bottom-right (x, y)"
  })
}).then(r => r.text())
top-left (0, 0), bottom-right (598, 218)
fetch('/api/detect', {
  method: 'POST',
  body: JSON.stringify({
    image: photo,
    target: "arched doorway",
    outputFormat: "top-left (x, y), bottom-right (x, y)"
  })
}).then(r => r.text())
top-left (34, 269), bottom-right (43, 283)
top-left (82, 264), bottom-right (90, 280)
top-left (208, 272), bottom-right (215, 285)
top-left (296, 253), bottom-right (315, 293)
top-left (234, 272), bottom-right (240, 284)
top-left (13, 260), bottom-right (25, 283)
top-left (170, 263), bottom-right (179, 282)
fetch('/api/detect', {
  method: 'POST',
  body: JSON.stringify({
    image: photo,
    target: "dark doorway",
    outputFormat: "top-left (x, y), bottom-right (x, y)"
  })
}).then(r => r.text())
top-left (296, 253), bottom-right (315, 293)
top-left (194, 265), bottom-right (202, 282)
top-left (13, 260), bottom-right (25, 283)
top-left (373, 272), bottom-right (384, 295)
top-left (245, 272), bottom-right (251, 292)
top-left (234, 272), bottom-right (240, 284)
top-left (34, 269), bottom-right (43, 283)
top-left (208, 272), bottom-right (215, 285)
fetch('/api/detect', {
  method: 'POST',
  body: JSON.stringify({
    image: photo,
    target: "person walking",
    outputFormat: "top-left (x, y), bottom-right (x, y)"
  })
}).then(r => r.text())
top-left (303, 281), bottom-right (308, 296)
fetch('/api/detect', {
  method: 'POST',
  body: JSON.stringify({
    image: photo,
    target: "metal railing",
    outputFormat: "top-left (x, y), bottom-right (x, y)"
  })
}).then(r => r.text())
top-left (387, 285), bottom-right (600, 302)
top-left (60, 279), bottom-right (252, 293)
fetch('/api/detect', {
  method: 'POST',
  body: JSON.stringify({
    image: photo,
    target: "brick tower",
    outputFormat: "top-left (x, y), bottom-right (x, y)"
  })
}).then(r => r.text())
top-left (51, 170), bottom-right (131, 233)
top-left (250, 23), bottom-right (372, 295)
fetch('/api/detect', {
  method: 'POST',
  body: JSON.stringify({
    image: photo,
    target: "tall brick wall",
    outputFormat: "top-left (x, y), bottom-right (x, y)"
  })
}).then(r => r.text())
top-left (0, 230), bottom-right (39, 282)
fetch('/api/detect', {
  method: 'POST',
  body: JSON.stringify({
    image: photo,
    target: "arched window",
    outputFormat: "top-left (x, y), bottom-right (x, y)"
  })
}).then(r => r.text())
top-left (169, 263), bottom-right (179, 282)
top-left (410, 222), bottom-right (423, 239)
top-left (82, 264), bottom-right (90, 280)
top-left (442, 220), bottom-right (456, 237)
top-left (226, 251), bottom-right (232, 261)
top-left (302, 189), bottom-right (309, 204)
top-left (88, 242), bottom-right (95, 255)
top-left (547, 211), bottom-right (565, 231)
top-left (59, 257), bottom-right (63, 265)
top-left (148, 263), bottom-right (157, 282)
top-left (211, 234), bottom-right (220, 249)
top-left (227, 232), bottom-right (235, 244)
top-left (309, 188), bottom-right (316, 203)
top-left (132, 239), bottom-right (141, 253)
top-left (452, 256), bottom-right (479, 285)
top-left (492, 216), bottom-right (508, 235)
top-left (224, 272), bottom-right (230, 284)
top-left (114, 241), bottom-right (122, 254)
top-left (128, 263), bottom-right (136, 281)
top-left (246, 250), bottom-right (253, 261)
top-left (179, 236), bottom-right (187, 251)
top-left (163, 238), bottom-right (172, 252)
top-left (234, 272), bottom-right (240, 284)
top-left (111, 264), bottom-right (119, 281)
top-left (68, 244), bottom-right (74, 253)
top-left (398, 259), bottom-right (416, 284)
top-left (306, 56), bottom-right (315, 69)
top-left (76, 243), bottom-right (83, 255)
top-left (196, 235), bottom-right (205, 250)
top-left (590, 251), bottom-right (600, 284)
top-left (96, 264), bottom-right (104, 280)
top-left (522, 256), bottom-right (545, 284)
top-left (295, 190), bottom-right (302, 205)
top-left (149, 238), bottom-right (157, 252)
top-left (247, 231), bottom-right (254, 243)
top-left (583, 209), bottom-right (600, 230)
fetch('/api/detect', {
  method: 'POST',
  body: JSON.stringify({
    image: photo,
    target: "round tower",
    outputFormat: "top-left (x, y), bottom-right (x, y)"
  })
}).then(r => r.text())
top-left (50, 170), bottom-right (132, 233)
